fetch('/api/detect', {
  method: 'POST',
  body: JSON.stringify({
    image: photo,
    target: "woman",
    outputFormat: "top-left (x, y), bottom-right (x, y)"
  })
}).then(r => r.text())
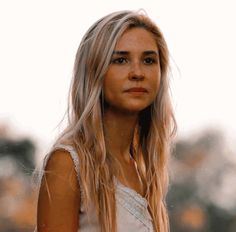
top-left (36, 10), bottom-right (176, 232)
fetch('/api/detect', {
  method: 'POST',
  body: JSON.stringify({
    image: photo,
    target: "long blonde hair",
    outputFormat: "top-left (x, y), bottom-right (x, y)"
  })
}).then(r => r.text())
top-left (54, 10), bottom-right (176, 232)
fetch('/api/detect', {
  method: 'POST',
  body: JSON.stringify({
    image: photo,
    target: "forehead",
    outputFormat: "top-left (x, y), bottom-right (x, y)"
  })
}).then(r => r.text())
top-left (115, 27), bottom-right (158, 51)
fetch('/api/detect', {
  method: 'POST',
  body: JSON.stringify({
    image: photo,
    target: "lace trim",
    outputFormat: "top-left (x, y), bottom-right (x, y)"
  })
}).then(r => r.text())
top-left (116, 180), bottom-right (153, 230)
top-left (116, 180), bottom-right (148, 207)
top-left (42, 144), bottom-right (152, 230)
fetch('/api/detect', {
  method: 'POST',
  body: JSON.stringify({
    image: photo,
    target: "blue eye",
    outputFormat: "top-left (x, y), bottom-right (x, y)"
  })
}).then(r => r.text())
top-left (111, 57), bottom-right (128, 64)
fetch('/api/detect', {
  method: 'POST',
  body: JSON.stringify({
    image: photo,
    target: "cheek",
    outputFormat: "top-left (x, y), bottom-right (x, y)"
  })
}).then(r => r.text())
top-left (103, 74), bottom-right (118, 102)
top-left (151, 73), bottom-right (161, 96)
top-left (103, 84), bottom-right (114, 101)
top-left (103, 67), bottom-right (123, 95)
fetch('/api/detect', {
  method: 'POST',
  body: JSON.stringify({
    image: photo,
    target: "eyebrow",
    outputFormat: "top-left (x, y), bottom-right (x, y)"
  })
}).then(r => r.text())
top-left (112, 50), bottom-right (158, 55)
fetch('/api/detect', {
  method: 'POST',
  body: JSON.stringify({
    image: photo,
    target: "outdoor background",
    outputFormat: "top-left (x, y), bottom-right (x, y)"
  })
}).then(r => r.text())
top-left (0, 0), bottom-right (236, 231)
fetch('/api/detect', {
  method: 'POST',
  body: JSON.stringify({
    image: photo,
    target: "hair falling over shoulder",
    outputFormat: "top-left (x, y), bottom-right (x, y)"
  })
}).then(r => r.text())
top-left (54, 10), bottom-right (177, 232)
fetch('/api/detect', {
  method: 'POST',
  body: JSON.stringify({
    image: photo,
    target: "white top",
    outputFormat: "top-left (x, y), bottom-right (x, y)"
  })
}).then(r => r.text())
top-left (38, 144), bottom-right (154, 232)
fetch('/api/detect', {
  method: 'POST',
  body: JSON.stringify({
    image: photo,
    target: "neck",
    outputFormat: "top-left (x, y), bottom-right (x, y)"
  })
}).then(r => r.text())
top-left (103, 108), bottom-right (138, 162)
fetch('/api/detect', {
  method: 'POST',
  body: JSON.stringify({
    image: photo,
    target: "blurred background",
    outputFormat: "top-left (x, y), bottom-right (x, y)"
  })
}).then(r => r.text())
top-left (0, 0), bottom-right (236, 231)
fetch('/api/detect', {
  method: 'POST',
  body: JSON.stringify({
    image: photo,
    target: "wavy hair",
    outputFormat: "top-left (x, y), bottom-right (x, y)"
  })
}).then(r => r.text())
top-left (53, 10), bottom-right (176, 232)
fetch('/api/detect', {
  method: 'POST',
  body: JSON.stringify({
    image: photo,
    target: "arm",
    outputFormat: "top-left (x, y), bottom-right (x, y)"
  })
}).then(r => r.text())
top-left (37, 149), bottom-right (80, 232)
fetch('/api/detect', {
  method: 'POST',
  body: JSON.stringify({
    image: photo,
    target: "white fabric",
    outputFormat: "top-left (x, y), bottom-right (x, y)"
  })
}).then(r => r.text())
top-left (41, 144), bottom-right (154, 232)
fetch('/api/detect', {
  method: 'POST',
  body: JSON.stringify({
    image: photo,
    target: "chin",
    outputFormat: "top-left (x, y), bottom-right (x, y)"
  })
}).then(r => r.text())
top-left (120, 103), bottom-right (151, 114)
top-left (105, 100), bottom-right (153, 114)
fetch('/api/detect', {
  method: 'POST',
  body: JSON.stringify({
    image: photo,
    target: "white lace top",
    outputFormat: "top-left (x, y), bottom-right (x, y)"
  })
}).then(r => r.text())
top-left (40, 144), bottom-right (154, 232)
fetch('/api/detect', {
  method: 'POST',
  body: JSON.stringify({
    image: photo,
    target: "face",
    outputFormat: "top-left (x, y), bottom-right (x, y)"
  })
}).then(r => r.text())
top-left (103, 27), bottom-right (161, 114)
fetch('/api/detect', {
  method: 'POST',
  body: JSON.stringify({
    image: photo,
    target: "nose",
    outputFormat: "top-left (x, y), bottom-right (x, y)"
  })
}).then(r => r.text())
top-left (128, 62), bottom-right (144, 81)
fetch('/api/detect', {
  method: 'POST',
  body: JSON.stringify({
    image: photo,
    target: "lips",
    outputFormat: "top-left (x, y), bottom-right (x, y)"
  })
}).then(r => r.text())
top-left (125, 87), bottom-right (148, 92)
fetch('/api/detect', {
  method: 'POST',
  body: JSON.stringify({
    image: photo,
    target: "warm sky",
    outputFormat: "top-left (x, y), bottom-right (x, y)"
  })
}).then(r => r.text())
top-left (1, 0), bottom-right (236, 151)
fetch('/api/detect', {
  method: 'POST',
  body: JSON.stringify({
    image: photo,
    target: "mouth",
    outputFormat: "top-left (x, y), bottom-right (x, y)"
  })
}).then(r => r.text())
top-left (125, 87), bottom-right (148, 93)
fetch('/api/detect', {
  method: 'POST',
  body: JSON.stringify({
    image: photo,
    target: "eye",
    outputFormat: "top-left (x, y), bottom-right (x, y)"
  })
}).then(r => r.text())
top-left (143, 57), bottom-right (157, 64)
top-left (111, 57), bottom-right (128, 64)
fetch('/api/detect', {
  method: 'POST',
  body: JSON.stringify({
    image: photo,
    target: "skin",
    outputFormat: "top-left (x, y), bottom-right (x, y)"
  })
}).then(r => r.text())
top-left (37, 150), bottom-right (80, 232)
top-left (37, 27), bottom-right (161, 231)
top-left (103, 27), bottom-right (160, 114)
top-left (103, 27), bottom-right (161, 196)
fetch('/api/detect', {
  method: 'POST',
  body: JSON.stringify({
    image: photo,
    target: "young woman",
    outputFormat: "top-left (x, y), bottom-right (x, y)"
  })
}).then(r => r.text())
top-left (36, 10), bottom-right (176, 232)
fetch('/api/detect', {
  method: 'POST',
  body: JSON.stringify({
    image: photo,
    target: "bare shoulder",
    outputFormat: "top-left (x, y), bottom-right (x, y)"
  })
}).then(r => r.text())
top-left (37, 149), bottom-right (80, 232)
top-left (46, 149), bottom-right (78, 173)
top-left (40, 148), bottom-right (80, 196)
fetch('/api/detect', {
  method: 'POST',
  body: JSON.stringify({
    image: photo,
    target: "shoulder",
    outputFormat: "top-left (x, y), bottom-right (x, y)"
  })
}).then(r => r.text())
top-left (37, 149), bottom-right (80, 231)
top-left (46, 149), bottom-right (76, 172)
top-left (42, 148), bottom-right (80, 192)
